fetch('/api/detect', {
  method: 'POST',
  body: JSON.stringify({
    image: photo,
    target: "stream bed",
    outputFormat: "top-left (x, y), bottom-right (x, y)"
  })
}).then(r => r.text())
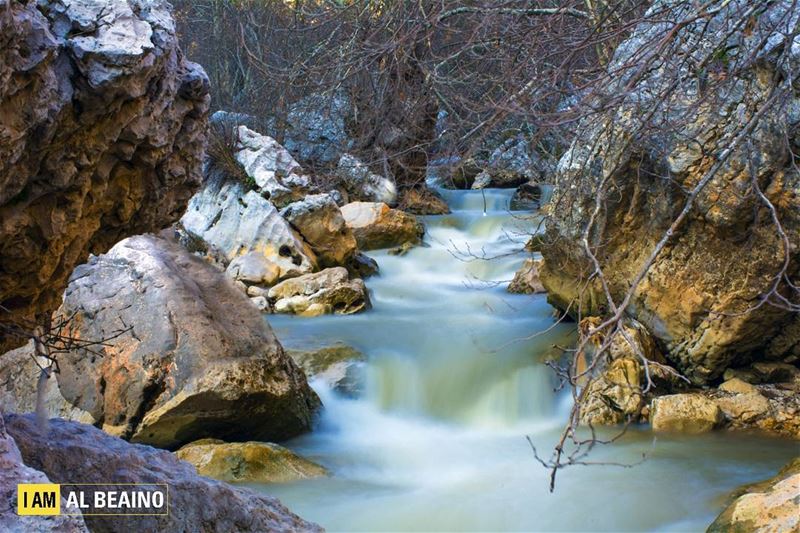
top-left (258, 189), bottom-right (797, 532)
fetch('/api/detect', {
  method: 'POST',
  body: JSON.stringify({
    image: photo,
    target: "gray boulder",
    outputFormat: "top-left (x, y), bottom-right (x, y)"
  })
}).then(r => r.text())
top-left (4, 414), bottom-right (322, 532)
top-left (55, 234), bottom-right (320, 449)
top-left (284, 92), bottom-right (353, 165)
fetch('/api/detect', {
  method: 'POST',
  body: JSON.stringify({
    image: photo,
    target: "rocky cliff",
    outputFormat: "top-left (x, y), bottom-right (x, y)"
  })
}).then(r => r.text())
top-left (0, 0), bottom-right (209, 352)
top-left (540, 0), bottom-right (800, 384)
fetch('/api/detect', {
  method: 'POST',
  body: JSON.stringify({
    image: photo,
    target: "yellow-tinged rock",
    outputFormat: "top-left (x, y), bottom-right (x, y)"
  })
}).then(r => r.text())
top-left (176, 439), bottom-right (328, 483)
top-left (719, 377), bottom-right (758, 394)
top-left (650, 393), bottom-right (723, 434)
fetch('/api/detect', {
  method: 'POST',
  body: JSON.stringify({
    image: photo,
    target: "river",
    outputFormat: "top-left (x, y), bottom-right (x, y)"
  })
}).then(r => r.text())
top-left (259, 188), bottom-right (797, 532)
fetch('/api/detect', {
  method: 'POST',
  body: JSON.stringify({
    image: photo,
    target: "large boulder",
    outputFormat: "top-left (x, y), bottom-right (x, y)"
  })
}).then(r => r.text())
top-left (0, 0), bottom-right (209, 352)
top-left (175, 438), bottom-right (328, 484)
top-left (283, 92), bottom-right (353, 165)
top-left (4, 414), bottom-right (322, 532)
top-left (708, 458), bottom-right (800, 533)
top-left (269, 267), bottom-right (371, 317)
top-left (539, 0), bottom-right (800, 383)
top-left (341, 202), bottom-right (424, 251)
top-left (55, 234), bottom-right (320, 449)
top-left (181, 181), bottom-right (318, 282)
top-left (336, 154), bottom-right (398, 205)
top-left (0, 414), bottom-right (89, 532)
top-left (281, 194), bottom-right (358, 268)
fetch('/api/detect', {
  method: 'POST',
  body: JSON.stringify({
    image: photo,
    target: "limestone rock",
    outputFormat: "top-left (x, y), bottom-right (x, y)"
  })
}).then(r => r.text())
top-left (508, 259), bottom-right (546, 295)
top-left (708, 458), bottom-right (800, 533)
top-left (580, 357), bottom-right (644, 426)
top-left (719, 377), bottom-right (758, 395)
top-left (287, 344), bottom-right (367, 396)
top-left (341, 202), bottom-right (425, 251)
top-left (235, 126), bottom-right (312, 207)
top-left (225, 252), bottom-right (282, 287)
top-left (337, 154), bottom-right (398, 205)
top-left (55, 234), bottom-right (320, 449)
top-left (281, 194), bottom-right (358, 268)
top-left (0, 342), bottom-right (93, 424)
top-left (347, 252), bottom-right (380, 279)
top-left (269, 267), bottom-right (371, 317)
top-left (284, 92), bottom-right (353, 165)
top-left (5, 414), bottom-right (322, 532)
top-left (0, 414), bottom-right (89, 532)
top-left (539, 0), bottom-right (800, 384)
top-left (0, 0), bottom-right (209, 352)
top-left (650, 394), bottom-right (724, 434)
top-left (399, 187), bottom-right (451, 215)
top-left (181, 181), bottom-right (318, 281)
top-left (176, 439), bottom-right (328, 484)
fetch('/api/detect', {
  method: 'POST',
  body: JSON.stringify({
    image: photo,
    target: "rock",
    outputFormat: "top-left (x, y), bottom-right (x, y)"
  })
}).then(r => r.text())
top-left (5, 414), bottom-right (322, 532)
top-left (287, 344), bottom-right (367, 396)
top-left (705, 384), bottom-right (800, 438)
top-left (0, 342), bottom-right (93, 424)
top-left (175, 439), bottom-right (328, 483)
top-left (719, 378), bottom-right (758, 395)
top-left (225, 252), bottom-right (282, 287)
top-left (55, 234), bottom-right (319, 449)
top-left (708, 458), bottom-right (800, 533)
top-left (181, 181), bottom-right (318, 281)
top-left (0, 0), bottom-right (209, 352)
top-left (347, 252), bottom-right (380, 278)
top-left (281, 194), bottom-right (358, 268)
top-left (508, 259), bottom-right (546, 294)
top-left (715, 392), bottom-right (772, 424)
top-left (336, 154), bottom-right (398, 205)
top-left (471, 171), bottom-right (493, 190)
top-left (446, 159), bottom-right (483, 189)
top-left (0, 414), bottom-right (89, 532)
top-left (751, 362), bottom-right (799, 384)
top-left (539, 0), bottom-right (800, 384)
top-left (650, 394), bottom-right (724, 434)
top-left (341, 202), bottom-right (425, 251)
top-left (399, 186), bottom-right (451, 215)
top-left (234, 126), bottom-right (312, 207)
top-left (485, 134), bottom-right (552, 185)
top-left (580, 357), bottom-right (644, 426)
top-left (250, 296), bottom-right (270, 312)
top-left (510, 182), bottom-right (543, 211)
top-left (283, 92), bottom-right (353, 165)
top-left (269, 267), bottom-right (371, 317)
top-left (524, 233), bottom-right (547, 253)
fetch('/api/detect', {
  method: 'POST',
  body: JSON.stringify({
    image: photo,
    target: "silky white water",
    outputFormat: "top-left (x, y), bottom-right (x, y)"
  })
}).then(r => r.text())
top-left (260, 188), bottom-right (797, 532)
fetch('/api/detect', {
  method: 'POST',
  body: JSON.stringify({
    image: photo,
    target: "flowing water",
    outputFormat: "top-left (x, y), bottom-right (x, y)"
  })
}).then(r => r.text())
top-left (260, 189), bottom-right (797, 532)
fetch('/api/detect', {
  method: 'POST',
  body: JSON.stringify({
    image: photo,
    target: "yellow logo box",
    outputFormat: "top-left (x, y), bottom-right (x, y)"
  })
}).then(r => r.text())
top-left (17, 483), bottom-right (61, 516)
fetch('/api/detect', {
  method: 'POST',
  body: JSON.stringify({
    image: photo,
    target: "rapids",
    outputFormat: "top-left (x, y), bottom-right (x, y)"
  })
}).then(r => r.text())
top-left (259, 189), bottom-right (797, 532)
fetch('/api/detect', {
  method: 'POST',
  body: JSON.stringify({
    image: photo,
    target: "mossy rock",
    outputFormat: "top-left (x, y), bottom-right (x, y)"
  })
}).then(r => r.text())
top-left (176, 440), bottom-right (328, 483)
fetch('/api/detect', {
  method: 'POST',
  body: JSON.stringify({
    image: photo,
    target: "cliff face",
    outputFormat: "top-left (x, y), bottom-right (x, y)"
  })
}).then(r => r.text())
top-left (0, 0), bottom-right (209, 351)
top-left (540, 0), bottom-right (799, 383)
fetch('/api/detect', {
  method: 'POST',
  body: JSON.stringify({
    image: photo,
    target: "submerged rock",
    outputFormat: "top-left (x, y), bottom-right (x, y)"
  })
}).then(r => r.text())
top-left (341, 202), bottom-right (425, 251)
top-left (336, 154), bottom-right (398, 205)
top-left (5, 414), bottom-right (322, 532)
top-left (281, 193), bottom-right (358, 268)
top-left (269, 267), bottom-right (371, 317)
top-left (288, 344), bottom-right (367, 396)
top-left (510, 182), bottom-right (543, 211)
top-left (708, 458), bottom-right (800, 533)
top-left (55, 234), bottom-right (320, 449)
top-left (0, 414), bottom-right (89, 533)
top-left (0, 0), bottom-right (209, 352)
top-left (176, 439), bottom-right (328, 483)
top-left (508, 258), bottom-right (546, 294)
